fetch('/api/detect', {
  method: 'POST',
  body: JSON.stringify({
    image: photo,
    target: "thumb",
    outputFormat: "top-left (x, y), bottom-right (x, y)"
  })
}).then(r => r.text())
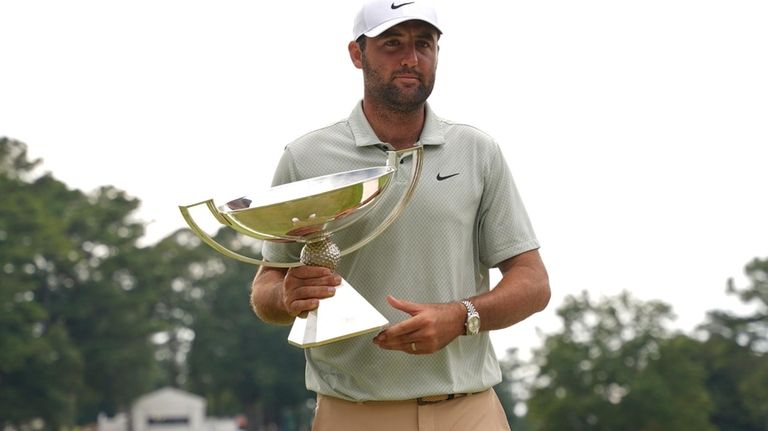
top-left (386, 295), bottom-right (422, 316)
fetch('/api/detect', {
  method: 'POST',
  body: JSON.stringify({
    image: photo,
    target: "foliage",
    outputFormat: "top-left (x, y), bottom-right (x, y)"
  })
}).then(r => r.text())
top-left (703, 257), bottom-right (768, 352)
top-left (4, 136), bottom-right (768, 430)
top-left (0, 137), bottom-right (158, 427)
top-left (525, 291), bottom-right (716, 431)
top-left (0, 137), bottom-right (315, 429)
top-left (696, 257), bottom-right (768, 430)
top-left (518, 260), bottom-right (768, 431)
top-left (495, 348), bottom-right (534, 431)
top-left (149, 228), bottom-right (313, 430)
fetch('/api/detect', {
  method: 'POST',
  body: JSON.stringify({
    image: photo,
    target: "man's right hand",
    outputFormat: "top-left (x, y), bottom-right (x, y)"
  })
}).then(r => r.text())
top-left (282, 266), bottom-right (341, 318)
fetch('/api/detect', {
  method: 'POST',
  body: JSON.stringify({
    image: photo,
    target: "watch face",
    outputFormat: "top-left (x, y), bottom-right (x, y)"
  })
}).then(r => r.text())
top-left (467, 316), bottom-right (481, 334)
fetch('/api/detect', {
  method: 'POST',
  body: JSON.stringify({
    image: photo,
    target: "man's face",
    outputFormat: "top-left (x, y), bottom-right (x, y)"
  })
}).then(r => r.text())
top-left (359, 21), bottom-right (439, 113)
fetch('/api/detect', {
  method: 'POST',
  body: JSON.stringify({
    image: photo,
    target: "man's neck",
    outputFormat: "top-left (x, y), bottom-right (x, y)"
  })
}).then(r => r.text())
top-left (361, 99), bottom-right (426, 150)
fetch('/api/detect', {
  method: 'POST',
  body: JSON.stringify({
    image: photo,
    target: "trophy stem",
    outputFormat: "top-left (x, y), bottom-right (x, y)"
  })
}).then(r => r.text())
top-left (300, 236), bottom-right (341, 270)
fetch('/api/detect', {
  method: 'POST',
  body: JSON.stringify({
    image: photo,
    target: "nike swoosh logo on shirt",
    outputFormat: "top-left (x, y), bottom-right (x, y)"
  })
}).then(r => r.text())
top-left (436, 173), bottom-right (460, 181)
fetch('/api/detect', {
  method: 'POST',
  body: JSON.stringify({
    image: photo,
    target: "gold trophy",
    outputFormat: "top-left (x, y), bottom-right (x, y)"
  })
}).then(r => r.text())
top-left (179, 147), bottom-right (423, 348)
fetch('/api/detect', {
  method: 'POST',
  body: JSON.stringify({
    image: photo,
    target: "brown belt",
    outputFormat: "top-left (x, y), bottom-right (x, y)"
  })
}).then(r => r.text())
top-left (415, 393), bottom-right (471, 405)
top-left (324, 390), bottom-right (487, 406)
top-left (355, 391), bottom-right (483, 406)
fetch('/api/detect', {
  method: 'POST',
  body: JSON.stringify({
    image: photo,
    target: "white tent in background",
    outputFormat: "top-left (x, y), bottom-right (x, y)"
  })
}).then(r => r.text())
top-left (98, 387), bottom-right (238, 431)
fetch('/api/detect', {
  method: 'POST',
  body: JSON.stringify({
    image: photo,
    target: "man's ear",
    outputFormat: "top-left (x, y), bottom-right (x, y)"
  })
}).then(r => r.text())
top-left (348, 41), bottom-right (363, 69)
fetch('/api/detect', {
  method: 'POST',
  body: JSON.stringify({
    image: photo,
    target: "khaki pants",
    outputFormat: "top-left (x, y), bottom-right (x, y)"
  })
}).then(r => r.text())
top-left (312, 389), bottom-right (511, 431)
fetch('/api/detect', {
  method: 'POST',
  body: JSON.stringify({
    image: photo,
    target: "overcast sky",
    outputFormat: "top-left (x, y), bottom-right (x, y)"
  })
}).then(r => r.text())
top-left (2, 0), bottom-right (767, 358)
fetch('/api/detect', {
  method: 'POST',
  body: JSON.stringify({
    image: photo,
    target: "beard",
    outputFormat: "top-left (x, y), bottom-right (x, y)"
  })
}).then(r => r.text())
top-left (361, 54), bottom-right (435, 113)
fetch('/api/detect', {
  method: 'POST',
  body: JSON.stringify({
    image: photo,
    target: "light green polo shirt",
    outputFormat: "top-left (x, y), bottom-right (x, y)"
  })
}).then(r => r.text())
top-left (263, 101), bottom-right (539, 401)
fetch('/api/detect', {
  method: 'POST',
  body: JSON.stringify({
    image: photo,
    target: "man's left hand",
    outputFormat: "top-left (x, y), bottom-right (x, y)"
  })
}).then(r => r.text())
top-left (373, 295), bottom-right (466, 354)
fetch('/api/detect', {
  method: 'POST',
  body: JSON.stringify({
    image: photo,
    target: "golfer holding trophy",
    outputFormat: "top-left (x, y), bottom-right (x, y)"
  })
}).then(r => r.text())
top-left (182, 1), bottom-right (550, 429)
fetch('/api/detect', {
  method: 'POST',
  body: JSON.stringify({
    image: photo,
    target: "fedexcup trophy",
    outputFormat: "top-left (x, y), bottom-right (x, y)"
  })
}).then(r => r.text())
top-left (179, 147), bottom-right (423, 348)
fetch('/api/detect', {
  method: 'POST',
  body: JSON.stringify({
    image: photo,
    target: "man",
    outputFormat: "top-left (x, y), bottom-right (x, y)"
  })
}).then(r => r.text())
top-left (250, 1), bottom-right (550, 429)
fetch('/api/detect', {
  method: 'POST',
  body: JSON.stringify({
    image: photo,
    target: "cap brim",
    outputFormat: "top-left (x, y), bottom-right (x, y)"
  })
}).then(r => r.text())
top-left (361, 17), bottom-right (441, 39)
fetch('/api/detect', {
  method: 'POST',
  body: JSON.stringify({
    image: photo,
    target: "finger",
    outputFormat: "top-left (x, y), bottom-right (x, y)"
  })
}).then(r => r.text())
top-left (288, 266), bottom-right (339, 281)
top-left (287, 298), bottom-right (320, 317)
top-left (375, 338), bottom-right (427, 355)
top-left (373, 335), bottom-right (413, 351)
top-left (290, 265), bottom-right (333, 276)
top-left (407, 341), bottom-right (438, 355)
top-left (381, 324), bottom-right (419, 342)
top-left (294, 274), bottom-right (341, 287)
top-left (283, 273), bottom-right (339, 304)
top-left (378, 315), bottom-right (422, 339)
top-left (286, 284), bottom-right (337, 301)
top-left (374, 320), bottom-right (421, 348)
top-left (386, 295), bottom-right (422, 316)
top-left (288, 268), bottom-right (342, 285)
top-left (406, 341), bottom-right (423, 355)
top-left (284, 285), bottom-right (336, 313)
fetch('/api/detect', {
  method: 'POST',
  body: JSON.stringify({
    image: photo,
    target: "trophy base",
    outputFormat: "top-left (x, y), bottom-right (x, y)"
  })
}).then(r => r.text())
top-left (287, 278), bottom-right (389, 348)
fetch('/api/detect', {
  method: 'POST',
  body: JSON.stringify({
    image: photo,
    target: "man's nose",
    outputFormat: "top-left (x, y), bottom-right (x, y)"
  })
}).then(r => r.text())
top-left (400, 43), bottom-right (419, 67)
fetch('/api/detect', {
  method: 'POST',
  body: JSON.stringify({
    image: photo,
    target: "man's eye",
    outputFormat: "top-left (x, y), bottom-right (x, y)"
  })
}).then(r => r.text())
top-left (384, 39), bottom-right (400, 47)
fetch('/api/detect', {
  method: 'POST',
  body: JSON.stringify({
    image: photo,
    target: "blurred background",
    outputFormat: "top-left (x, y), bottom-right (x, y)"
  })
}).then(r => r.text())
top-left (1, 0), bottom-right (766, 430)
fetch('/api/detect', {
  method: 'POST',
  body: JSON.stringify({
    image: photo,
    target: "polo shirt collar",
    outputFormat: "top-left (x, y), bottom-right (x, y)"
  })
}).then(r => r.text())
top-left (349, 101), bottom-right (446, 148)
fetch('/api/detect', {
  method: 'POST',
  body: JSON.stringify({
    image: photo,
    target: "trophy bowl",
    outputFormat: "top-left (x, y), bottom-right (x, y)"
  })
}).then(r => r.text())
top-left (218, 165), bottom-right (395, 242)
top-left (179, 146), bottom-right (423, 348)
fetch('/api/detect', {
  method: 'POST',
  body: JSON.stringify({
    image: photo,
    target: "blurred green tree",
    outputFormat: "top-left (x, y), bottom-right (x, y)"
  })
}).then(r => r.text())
top-left (0, 137), bottom-right (158, 427)
top-left (496, 348), bottom-right (534, 431)
top-left (181, 229), bottom-right (312, 430)
top-left (704, 257), bottom-right (767, 351)
top-left (132, 228), bottom-right (215, 388)
top-left (697, 256), bottom-right (768, 430)
top-left (526, 291), bottom-right (716, 431)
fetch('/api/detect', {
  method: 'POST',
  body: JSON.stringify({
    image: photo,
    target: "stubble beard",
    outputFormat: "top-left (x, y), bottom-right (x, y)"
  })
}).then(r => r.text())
top-left (361, 54), bottom-right (435, 114)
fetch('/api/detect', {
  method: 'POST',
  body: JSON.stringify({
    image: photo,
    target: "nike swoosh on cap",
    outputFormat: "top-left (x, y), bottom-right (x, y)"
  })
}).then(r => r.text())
top-left (391, 2), bottom-right (415, 9)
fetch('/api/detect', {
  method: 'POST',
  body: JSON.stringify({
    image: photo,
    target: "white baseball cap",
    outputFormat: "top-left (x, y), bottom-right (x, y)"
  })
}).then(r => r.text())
top-left (352, 0), bottom-right (442, 41)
